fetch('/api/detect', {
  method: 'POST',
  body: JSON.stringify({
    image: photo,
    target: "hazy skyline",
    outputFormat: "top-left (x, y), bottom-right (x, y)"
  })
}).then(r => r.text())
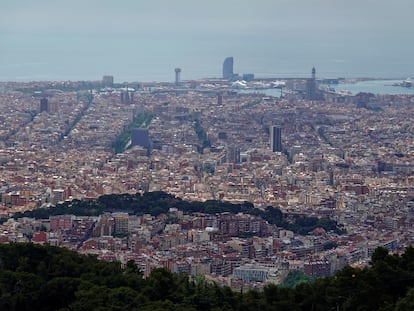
top-left (1, 0), bottom-right (413, 81)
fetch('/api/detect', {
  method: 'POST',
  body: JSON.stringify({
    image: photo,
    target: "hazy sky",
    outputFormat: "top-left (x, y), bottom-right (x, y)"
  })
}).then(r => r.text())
top-left (1, 0), bottom-right (413, 36)
top-left (1, 0), bottom-right (413, 80)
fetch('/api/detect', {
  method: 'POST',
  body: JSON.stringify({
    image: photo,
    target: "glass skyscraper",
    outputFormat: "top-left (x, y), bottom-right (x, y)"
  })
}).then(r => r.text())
top-left (222, 57), bottom-right (234, 80)
top-left (270, 126), bottom-right (282, 152)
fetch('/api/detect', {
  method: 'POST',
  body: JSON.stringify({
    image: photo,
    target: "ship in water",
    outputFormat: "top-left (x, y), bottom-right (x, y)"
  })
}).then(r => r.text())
top-left (393, 78), bottom-right (413, 88)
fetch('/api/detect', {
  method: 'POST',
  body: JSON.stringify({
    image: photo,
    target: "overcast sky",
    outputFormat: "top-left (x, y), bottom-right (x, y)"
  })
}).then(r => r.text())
top-left (1, 0), bottom-right (413, 80)
top-left (1, 0), bottom-right (413, 37)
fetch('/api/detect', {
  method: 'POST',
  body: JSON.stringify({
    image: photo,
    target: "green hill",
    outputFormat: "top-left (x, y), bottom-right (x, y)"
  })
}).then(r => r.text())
top-left (11, 191), bottom-right (344, 235)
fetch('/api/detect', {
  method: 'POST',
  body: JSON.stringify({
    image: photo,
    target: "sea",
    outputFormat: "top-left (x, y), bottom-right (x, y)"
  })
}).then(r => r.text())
top-left (333, 80), bottom-right (414, 95)
top-left (1, 32), bottom-right (413, 87)
top-left (243, 80), bottom-right (414, 97)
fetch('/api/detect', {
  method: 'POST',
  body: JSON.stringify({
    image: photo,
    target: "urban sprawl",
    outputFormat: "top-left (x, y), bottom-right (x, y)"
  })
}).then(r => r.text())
top-left (0, 67), bottom-right (413, 290)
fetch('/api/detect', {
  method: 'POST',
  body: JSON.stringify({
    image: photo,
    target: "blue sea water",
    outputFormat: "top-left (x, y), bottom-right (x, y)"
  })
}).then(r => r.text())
top-left (335, 80), bottom-right (414, 95)
top-left (240, 80), bottom-right (414, 97)
top-left (1, 32), bottom-right (413, 83)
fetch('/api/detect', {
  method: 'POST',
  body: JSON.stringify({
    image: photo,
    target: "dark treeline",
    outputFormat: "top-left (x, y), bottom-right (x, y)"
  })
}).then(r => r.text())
top-left (0, 243), bottom-right (413, 310)
top-left (12, 191), bottom-right (343, 235)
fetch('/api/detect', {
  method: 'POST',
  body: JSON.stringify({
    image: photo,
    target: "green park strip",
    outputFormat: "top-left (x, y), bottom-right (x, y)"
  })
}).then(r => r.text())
top-left (112, 113), bottom-right (153, 154)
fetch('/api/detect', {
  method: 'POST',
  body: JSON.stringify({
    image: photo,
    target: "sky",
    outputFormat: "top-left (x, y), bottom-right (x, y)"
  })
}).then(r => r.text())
top-left (1, 0), bottom-right (413, 36)
top-left (1, 0), bottom-right (413, 81)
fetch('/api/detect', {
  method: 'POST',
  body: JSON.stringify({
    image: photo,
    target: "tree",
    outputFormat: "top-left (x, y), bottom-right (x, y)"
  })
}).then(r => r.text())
top-left (281, 270), bottom-right (314, 288)
top-left (370, 247), bottom-right (389, 265)
top-left (394, 287), bottom-right (414, 311)
top-left (39, 277), bottom-right (82, 311)
top-left (145, 268), bottom-right (176, 301)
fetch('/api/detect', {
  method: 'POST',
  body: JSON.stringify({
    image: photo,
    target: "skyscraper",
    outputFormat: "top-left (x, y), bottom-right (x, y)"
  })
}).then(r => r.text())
top-left (270, 126), bottom-right (282, 152)
top-left (175, 68), bottom-right (181, 85)
top-left (131, 128), bottom-right (150, 149)
top-left (222, 57), bottom-right (234, 80)
top-left (306, 67), bottom-right (317, 100)
top-left (40, 98), bottom-right (48, 113)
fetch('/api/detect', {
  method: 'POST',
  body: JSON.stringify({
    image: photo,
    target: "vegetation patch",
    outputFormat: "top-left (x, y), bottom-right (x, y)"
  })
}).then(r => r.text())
top-left (12, 191), bottom-right (344, 235)
top-left (112, 113), bottom-right (153, 154)
top-left (0, 244), bottom-right (412, 310)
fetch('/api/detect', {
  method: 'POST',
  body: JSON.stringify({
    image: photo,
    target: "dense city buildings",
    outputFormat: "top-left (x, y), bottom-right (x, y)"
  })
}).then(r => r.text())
top-left (0, 76), bottom-right (413, 289)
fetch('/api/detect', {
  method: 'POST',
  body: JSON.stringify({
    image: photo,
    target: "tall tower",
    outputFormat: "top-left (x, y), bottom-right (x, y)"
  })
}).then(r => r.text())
top-left (222, 57), bottom-right (234, 80)
top-left (40, 98), bottom-right (48, 113)
top-left (306, 67), bottom-right (317, 100)
top-left (175, 68), bottom-right (181, 85)
top-left (217, 92), bottom-right (223, 105)
top-left (121, 90), bottom-right (131, 104)
top-left (270, 126), bottom-right (282, 152)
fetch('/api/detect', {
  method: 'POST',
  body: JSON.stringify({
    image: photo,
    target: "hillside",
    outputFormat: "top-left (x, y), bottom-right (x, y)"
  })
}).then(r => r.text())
top-left (0, 243), bottom-right (413, 311)
top-left (11, 191), bottom-right (343, 235)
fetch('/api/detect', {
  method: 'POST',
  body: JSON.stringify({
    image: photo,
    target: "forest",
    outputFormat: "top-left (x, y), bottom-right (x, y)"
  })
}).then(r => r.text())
top-left (11, 191), bottom-right (343, 235)
top-left (0, 243), bottom-right (413, 310)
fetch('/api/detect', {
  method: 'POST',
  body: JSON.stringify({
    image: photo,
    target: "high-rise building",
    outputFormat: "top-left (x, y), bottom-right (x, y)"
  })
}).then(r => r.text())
top-left (40, 98), bottom-right (48, 113)
top-left (242, 73), bottom-right (255, 82)
top-left (48, 101), bottom-right (58, 114)
top-left (270, 126), bottom-right (282, 152)
top-left (113, 212), bottom-right (129, 235)
top-left (121, 90), bottom-right (133, 104)
top-left (217, 93), bottom-right (223, 105)
top-left (39, 98), bottom-right (58, 114)
top-left (306, 67), bottom-right (317, 100)
top-left (222, 57), bottom-right (234, 80)
top-left (175, 68), bottom-right (181, 85)
top-left (52, 188), bottom-right (66, 204)
top-left (102, 75), bottom-right (114, 86)
top-left (120, 84), bottom-right (135, 104)
top-left (131, 128), bottom-right (150, 149)
top-left (227, 145), bottom-right (240, 163)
